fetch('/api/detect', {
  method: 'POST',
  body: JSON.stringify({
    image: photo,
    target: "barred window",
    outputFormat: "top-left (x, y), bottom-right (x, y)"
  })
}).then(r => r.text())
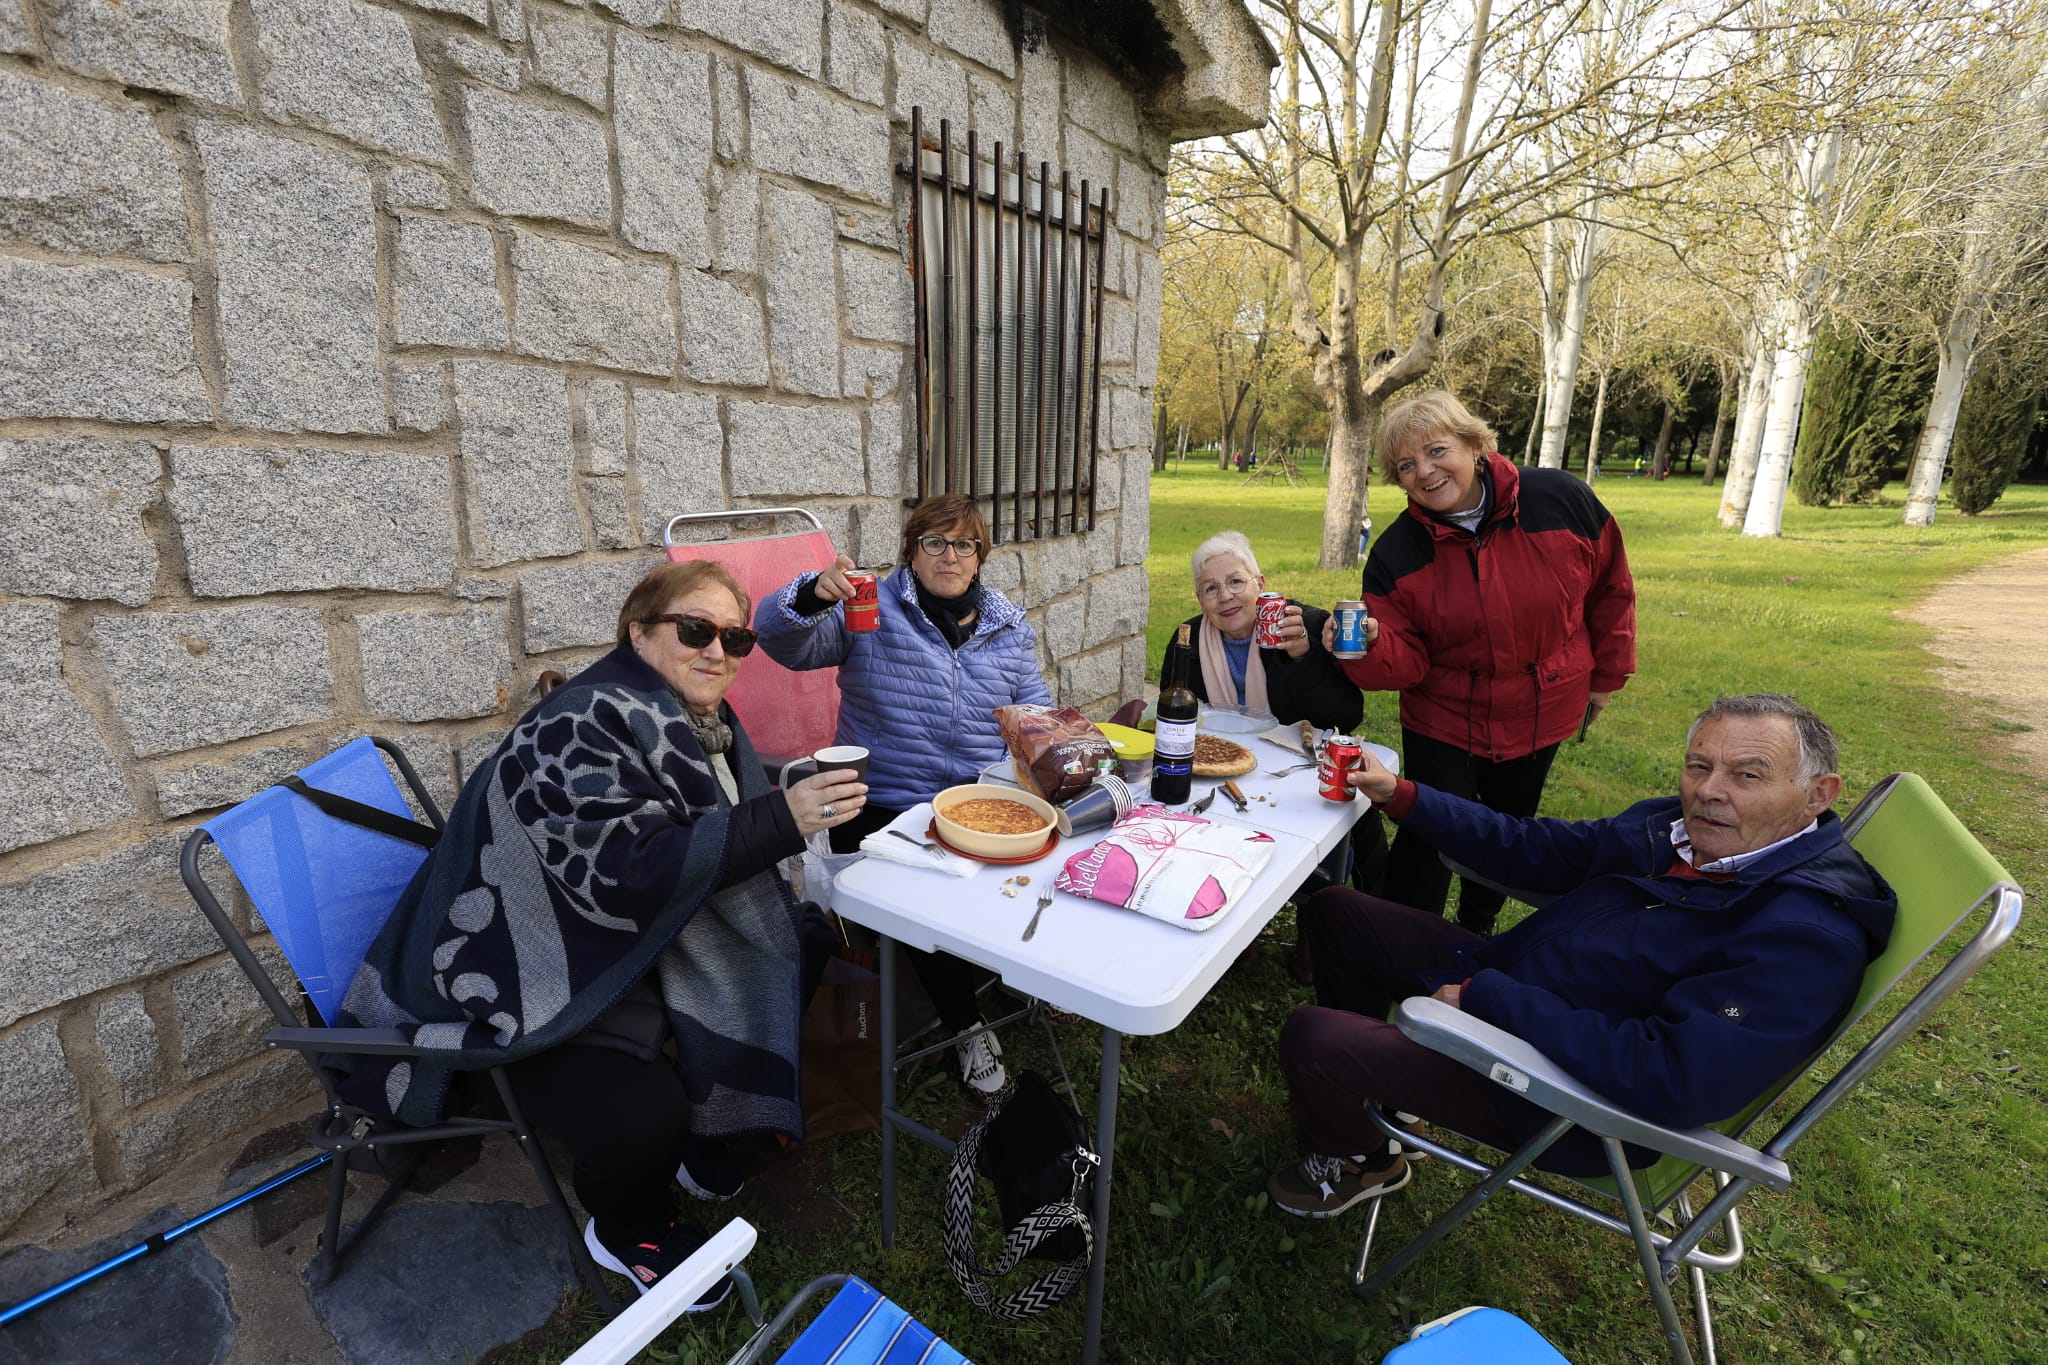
top-left (909, 110), bottom-right (1107, 544)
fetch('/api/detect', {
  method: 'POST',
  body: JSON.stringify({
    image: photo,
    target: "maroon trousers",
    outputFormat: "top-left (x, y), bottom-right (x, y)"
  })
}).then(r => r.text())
top-left (1279, 888), bottom-right (1529, 1162)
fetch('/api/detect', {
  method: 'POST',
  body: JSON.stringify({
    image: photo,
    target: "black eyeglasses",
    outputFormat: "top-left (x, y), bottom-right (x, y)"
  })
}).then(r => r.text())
top-left (915, 534), bottom-right (982, 559)
top-left (648, 614), bottom-right (758, 657)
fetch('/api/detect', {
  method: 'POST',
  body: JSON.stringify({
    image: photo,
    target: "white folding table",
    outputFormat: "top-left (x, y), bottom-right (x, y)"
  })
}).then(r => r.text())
top-left (828, 760), bottom-right (1372, 1364)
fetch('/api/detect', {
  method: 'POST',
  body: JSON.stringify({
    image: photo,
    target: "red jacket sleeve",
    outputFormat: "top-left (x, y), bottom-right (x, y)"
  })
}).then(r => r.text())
top-left (1584, 515), bottom-right (1636, 694)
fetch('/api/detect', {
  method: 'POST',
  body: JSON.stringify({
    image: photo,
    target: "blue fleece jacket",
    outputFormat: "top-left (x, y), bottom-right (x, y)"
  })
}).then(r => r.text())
top-left (1395, 786), bottom-right (1895, 1133)
top-left (754, 567), bottom-right (1053, 811)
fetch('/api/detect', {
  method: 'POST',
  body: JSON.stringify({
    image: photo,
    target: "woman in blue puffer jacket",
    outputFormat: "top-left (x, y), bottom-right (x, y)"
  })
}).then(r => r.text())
top-left (757, 494), bottom-right (1051, 1093)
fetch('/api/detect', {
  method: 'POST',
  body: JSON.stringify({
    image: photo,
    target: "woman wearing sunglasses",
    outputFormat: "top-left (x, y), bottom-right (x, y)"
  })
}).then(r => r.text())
top-left (336, 560), bottom-right (861, 1302)
top-left (757, 493), bottom-right (1052, 1095)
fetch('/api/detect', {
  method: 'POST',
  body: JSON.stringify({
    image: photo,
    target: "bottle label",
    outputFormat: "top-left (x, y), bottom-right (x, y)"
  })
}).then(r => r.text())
top-left (1154, 718), bottom-right (1196, 776)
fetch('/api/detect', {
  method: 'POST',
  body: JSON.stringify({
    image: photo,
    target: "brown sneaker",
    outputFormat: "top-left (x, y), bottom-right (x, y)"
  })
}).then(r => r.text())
top-left (1266, 1151), bottom-right (1411, 1218)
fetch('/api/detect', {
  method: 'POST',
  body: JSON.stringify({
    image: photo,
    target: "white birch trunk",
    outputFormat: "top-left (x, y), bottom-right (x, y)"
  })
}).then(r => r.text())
top-left (1902, 295), bottom-right (1985, 527)
top-left (1741, 301), bottom-right (1817, 537)
top-left (1537, 208), bottom-right (1600, 468)
top-left (1718, 325), bottom-right (1775, 526)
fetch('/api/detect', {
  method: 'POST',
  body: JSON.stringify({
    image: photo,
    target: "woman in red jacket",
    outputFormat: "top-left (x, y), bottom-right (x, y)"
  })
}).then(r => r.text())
top-left (1333, 391), bottom-right (1636, 933)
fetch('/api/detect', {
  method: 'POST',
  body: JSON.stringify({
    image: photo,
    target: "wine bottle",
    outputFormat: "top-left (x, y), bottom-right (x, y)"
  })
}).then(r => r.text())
top-left (1152, 623), bottom-right (1198, 807)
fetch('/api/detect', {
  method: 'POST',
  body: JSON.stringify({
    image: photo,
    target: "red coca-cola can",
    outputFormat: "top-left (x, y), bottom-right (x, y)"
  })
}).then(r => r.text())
top-left (1254, 592), bottom-right (1287, 648)
top-left (843, 571), bottom-right (879, 633)
top-left (1318, 737), bottom-right (1361, 802)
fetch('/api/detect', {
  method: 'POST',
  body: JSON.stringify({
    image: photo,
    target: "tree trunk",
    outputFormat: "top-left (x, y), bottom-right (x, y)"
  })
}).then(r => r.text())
top-left (1584, 368), bottom-right (1610, 483)
top-left (1153, 404), bottom-right (1170, 473)
top-left (1320, 379), bottom-right (1378, 570)
top-left (1521, 385), bottom-right (1543, 465)
top-left (1719, 329), bottom-right (1776, 526)
top-left (1742, 302), bottom-right (1817, 538)
top-left (1538, 210), bottom-right (1601, 469)
top-left (1903, 294), bottom-right (1985, 527)
top-left (1651, 399), bottom-right (1676, 476)
top-left (1702, 367), bottom-right (1733, 483)
top-left (1244, 397), bottom-right (1265, 465)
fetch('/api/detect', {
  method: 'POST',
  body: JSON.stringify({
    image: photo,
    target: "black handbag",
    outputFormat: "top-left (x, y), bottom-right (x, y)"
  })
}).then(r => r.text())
top-left (942, 1070), bottom-right (1099, 1319)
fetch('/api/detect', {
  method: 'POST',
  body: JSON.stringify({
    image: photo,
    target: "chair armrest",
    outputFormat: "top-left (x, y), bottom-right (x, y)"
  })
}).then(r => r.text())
top-left (560, 1219), bottom-right (758, 1365)
top-left (1394, 998), bottom-right (1792, 1193)
top-left (264, 1026), bottom-right (420, 1056)
top-left (1438, 855), bottom-right (1556, 909)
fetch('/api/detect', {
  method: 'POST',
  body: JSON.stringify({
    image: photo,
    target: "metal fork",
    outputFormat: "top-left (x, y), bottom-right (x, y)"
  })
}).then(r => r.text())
top-left (1021, 889), bottom-right (1055, 941)
top-left (1264, 761), bottom-right (1318, 777)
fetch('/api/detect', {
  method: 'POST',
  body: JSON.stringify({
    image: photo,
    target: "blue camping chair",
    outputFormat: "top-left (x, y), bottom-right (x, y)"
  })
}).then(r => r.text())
top-left (560, 1218), bottom-right (973, 1365)
top-left (180, 736), bottom-right (611, 1306)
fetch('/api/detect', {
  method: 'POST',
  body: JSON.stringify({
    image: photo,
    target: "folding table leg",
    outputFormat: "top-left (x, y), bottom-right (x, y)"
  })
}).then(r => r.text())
top-left (879, 934), bottom-right (899, 1250)
top-left (1081, 1027), bottom-right (1120, 1365)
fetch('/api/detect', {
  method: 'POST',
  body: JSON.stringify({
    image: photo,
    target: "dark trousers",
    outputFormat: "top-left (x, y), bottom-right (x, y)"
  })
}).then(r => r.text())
top-left (1279, 888), bottom-right (1519, 1161)
top-left (830, 802), bottom-right (992, 1032)
top-left (1279, 888), bottom-right (1610, 1177)
top-left (506, 1045), bottom-right (691, 1243)
top-left (1383, 728), bottom-right (1560, 933)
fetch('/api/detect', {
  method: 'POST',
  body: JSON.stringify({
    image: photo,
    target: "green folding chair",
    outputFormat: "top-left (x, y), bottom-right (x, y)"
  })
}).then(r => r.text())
top-left (1352, 773), bottom-right (2024, 1365)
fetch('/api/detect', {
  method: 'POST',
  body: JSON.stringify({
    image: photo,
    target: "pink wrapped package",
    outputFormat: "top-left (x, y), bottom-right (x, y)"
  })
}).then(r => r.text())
top-left (1052, 805), bottom-right (1277, 931)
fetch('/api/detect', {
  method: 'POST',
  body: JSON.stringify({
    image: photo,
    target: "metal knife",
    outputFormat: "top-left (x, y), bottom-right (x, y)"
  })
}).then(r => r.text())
top-left (1220, 779), bottom-right (1249, 812)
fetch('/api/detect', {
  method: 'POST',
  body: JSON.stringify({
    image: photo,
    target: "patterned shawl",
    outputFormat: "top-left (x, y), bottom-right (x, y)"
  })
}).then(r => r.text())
top-left (334, 646), bottom-right (804, 1136)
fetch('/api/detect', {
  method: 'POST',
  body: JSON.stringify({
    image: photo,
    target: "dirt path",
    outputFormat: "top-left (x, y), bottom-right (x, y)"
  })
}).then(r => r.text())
top-left (1902, 546), bottom-right (2048, 781)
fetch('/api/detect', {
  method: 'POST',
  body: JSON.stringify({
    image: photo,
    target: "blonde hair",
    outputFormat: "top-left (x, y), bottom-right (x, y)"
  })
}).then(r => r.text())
top-left (1190, 531), bottom-right (1260, 583)
top-left (1375, 392), bottom-right (1498, 483)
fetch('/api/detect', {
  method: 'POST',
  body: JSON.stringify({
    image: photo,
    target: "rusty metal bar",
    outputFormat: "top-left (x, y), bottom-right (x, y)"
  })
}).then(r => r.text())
top-left (938, 119), bottom-right (956, 496)
top-left (1086, 186), bottom-right (1108, 532)
top-left (1050, 171), bottom-right (1072, 536)
top-left (990, 140), bottom-right (1005, 545)
top-left (966, 130), bottom-right (980, 507)
top-left (1070, 178), bottom-right (1091, 537)
top-left (1012, 149), bottom-right (1027, 546)
top-left (909, 108), bottom-right (928, 502)
top-left (1033, 160), bottom-right (1050, 538)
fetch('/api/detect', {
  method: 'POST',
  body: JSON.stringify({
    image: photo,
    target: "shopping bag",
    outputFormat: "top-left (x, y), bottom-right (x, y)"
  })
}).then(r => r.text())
top-left (799, 943), bottom-right (882, 1141)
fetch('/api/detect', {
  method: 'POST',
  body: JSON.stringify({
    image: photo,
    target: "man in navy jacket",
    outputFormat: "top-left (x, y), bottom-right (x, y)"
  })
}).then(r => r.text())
top-left (1267, 693), bottom-right (1895, 1218)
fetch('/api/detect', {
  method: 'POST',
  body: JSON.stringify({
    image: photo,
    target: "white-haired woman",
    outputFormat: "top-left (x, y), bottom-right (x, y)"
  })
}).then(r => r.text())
top-left (1157, 530), bottom-right (1363, 731)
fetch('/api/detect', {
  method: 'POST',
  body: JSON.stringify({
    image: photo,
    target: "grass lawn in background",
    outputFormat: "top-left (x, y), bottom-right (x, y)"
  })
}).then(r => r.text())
top-left (523, 464), bottom-right (2047, 1365)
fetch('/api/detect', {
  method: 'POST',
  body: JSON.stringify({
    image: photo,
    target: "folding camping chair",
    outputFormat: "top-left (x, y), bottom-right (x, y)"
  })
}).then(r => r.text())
top-left (560, 1218), bottom-right (974, 1365)
top-left (179, 736), bottom-right (611, 1307)
top-left (664, 507), bottom-right (845, 770)
top-left (1350, 773), bottom-right (2024, 1365)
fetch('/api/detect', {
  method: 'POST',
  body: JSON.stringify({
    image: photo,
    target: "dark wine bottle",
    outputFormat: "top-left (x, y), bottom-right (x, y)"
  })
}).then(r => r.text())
top-left (1152, 623), bottom-right (1198, 806)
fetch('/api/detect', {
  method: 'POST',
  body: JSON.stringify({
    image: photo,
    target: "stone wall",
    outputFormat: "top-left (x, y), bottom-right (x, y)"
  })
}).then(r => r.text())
top-left (0, 0), bottom-right (1266, 1244)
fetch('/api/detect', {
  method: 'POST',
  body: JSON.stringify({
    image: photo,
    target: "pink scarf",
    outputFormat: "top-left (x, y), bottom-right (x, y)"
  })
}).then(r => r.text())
top-left (1197, 620), bottom-right (1270, 715)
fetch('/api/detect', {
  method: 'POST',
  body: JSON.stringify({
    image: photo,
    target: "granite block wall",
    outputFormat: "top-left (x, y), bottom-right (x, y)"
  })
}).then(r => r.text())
top-left (0, 0), bottom-right (1266, 1243)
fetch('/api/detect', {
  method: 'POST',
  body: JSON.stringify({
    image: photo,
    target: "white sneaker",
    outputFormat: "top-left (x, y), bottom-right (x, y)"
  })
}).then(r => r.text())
top-left (955, 1026), bottom-right (1007, 1094)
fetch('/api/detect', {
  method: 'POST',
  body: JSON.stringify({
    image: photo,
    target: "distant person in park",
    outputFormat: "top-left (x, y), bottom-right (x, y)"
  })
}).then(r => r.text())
top-left (336, 560), bottom-right (856, 1300)
top-left (1357, 512), bottom-right (1373, 559)
top-left (1266, 694), bottom-right (1896, 1217)
top-left (757, 493), bottom-right (1049, 1096)
top-left (1329, 390), bottom-right (1636, 934)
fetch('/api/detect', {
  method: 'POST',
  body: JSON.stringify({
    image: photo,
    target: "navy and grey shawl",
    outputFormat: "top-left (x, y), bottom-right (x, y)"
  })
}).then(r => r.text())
top-left (335, 647), bottom-right (805, 1136)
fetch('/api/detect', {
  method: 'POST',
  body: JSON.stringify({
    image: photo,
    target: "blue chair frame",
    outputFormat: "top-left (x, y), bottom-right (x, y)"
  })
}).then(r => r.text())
top-left (179, 736), bottom-right (612, 1308)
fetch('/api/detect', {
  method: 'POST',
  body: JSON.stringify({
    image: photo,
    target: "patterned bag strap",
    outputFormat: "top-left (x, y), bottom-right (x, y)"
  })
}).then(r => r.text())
top-left (941, 1084), bottom-right (1101, 1321)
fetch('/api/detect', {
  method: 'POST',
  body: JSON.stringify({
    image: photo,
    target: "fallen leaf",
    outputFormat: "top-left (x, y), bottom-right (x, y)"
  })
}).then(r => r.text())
top-left (1209, 1116), bottom-right (1236, 1141)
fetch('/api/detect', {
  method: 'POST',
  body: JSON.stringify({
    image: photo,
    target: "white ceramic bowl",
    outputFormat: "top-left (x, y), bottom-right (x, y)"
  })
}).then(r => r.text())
top-left (932, 783), bottom-right (1056, 858)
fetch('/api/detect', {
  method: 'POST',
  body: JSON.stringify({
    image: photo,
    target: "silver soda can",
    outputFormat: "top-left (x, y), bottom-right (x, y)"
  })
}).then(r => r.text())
top-left (1331, 600), bottom-right (1370, 658)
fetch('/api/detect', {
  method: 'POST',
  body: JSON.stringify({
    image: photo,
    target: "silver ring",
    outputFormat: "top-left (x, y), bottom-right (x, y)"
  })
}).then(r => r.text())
top-left (821, 804), bottom-right (837, 819)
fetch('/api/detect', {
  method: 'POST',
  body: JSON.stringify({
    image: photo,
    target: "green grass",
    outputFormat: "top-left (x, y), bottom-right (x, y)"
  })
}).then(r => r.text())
top-left (527, 466), bottom-right (2048, 1365)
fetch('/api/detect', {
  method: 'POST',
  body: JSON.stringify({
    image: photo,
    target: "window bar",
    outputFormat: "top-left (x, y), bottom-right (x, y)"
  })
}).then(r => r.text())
top-left (966, 130), bottom-right (980, 510)
top-left (1086, 185), bottom-right (1109, 532)
top-left (938, 119), bottom-right (957, 496)
top-left (1033, 159), bottom-right (1051, 538)
top-left (1070, 178), bottom-right (1092, 537)
top-left (910, 108), bottom-right (929, 502)
top-left (990, 139), bottom-right (1005, 545)
top-left (1012, 149), bottom-right (1028, 546)
top-left (1050, 171), bottom-right (1072, 535)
